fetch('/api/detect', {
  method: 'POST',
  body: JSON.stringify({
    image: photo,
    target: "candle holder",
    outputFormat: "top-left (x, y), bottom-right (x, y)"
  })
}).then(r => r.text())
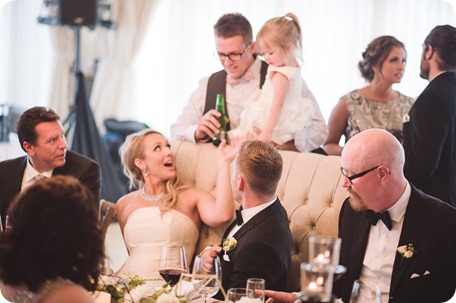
top-left (308, 235), bottom-right (341, 266)
top-left (300, 262), bottom-right (336, 303)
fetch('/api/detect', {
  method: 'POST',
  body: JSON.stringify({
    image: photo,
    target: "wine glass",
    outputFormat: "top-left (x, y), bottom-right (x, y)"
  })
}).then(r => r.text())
top-left (191, 255), bottom-right (222, 303)
top-left (158, 245), bottom-right (188, 287)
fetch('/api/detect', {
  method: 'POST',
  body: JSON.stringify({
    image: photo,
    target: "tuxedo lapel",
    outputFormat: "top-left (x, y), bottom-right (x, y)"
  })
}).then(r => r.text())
top-left (233, 199), bottom-right (280, 240)
top-left (349, 213), bottom-right (371, 281)
top-left (390, 189), bottom-right (426, 294)
top-left (221, 220), bottom-right (238, 243)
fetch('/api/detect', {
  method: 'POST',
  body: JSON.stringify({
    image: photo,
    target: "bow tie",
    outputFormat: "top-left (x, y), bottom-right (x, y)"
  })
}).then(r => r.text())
top-left (365, 210), bottom-right (392, 230)
top-left (235, 208), bottom-right (243, 226)
top-left (226, 71), bottom-right (254, 86)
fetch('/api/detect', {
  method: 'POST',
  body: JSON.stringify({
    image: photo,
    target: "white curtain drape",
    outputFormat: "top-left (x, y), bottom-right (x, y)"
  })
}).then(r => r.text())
top-left (89, 0), bottom-right (158, 129)
top-left (48, 27), bottom-right (74, 120)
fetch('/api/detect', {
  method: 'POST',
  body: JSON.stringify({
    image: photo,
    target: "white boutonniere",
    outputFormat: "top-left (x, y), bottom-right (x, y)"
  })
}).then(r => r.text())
top-left (222, 237), bottom-right (237, 261)
top-left (397, 243), bottom-right (415, 264)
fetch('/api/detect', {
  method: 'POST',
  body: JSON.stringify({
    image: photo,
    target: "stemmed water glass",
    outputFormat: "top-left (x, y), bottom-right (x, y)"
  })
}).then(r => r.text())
top-left (191, 255), bottom-right (222, 303)
top-left (158, 245), bottom-right (188, 287)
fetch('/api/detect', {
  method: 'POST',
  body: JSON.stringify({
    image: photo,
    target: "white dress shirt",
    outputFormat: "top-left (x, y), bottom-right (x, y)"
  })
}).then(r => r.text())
top-left (21, 159), bottom-right (53, 190)
top-left (170, 58), bottom-right (328, 152)
top-left (358, 182), bottom-right (411, 302)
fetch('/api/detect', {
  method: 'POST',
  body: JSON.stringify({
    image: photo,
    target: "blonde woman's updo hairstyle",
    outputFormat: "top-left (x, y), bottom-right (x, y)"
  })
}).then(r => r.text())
top-left (119, 129), bottom-right (184, 212)
top-left (256, 13), bottom-right (302, 60)
top-left (358, 36), bottom-right (406, 82)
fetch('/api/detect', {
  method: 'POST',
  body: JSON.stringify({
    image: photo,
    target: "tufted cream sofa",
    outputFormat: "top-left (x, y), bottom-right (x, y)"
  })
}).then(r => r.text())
top-left (171, 140), bottom-right (349, 292)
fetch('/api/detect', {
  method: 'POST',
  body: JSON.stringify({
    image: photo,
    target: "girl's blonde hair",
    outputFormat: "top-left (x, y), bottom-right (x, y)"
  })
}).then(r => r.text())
top-left (119, 129), bottom-right (185, 212)
top-left (256, 13), bottom-right (302, 61)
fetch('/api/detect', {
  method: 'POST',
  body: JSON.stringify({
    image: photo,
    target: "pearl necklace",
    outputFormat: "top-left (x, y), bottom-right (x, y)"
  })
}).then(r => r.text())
top-left (141, 189), bottom-right (163, 203)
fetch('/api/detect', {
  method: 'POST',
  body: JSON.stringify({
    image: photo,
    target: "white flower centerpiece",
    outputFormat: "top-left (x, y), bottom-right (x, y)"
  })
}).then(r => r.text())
top-left (98, 274), bottom-right (188, 303)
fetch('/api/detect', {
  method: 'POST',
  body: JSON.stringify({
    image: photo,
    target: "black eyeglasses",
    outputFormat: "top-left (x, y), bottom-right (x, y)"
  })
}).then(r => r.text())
top-left (340, 165), bottom-right (380, 185)
top-left (215, 44), bottom-right (251, 61)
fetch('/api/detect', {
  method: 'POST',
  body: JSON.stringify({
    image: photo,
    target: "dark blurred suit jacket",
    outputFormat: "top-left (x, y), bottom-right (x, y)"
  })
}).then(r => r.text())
top-left (0, 150), bottom-right (100, 216)
top-left (403, 71), bottom-right (456, 207)
top-left (334, 185), bottom-right (456, 303)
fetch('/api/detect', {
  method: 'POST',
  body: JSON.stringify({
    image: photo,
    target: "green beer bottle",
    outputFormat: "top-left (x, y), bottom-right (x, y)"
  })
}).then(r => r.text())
top-left (212, 94), bottom-right (227, 147)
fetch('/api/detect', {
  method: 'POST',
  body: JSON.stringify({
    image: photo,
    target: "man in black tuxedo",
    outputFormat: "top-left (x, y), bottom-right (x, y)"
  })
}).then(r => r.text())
top-left (334, 128), bottom-right (456, 302)
top-left (403, 24), bottom-right (456, 207)
top-left (201, 140), bottom-right (292, 298)
top-left (0, 107), bottom-right (100, 223)
top-left (264, 129), bottom-right (456, 303)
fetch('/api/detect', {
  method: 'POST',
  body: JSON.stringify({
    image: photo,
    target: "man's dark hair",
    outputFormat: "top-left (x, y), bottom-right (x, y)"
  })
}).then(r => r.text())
top-left (425, 24), bottom-right (456, 70)
top-left (214, 13), bottom-right (253, 45)
top-left (16, 106), bottom-right (61, 151)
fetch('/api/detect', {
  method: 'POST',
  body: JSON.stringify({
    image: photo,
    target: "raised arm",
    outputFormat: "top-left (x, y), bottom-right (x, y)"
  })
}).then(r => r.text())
top-left (323, 97), bottom-right (349, 155)
top-left (196, 139), bottom-right (237, 226)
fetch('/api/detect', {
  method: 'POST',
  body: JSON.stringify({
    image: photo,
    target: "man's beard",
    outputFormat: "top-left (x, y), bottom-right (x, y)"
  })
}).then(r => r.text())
top-left (348, 190), bottom-right (368, 212)
top-left (419, 52), bottom-right (430, 80)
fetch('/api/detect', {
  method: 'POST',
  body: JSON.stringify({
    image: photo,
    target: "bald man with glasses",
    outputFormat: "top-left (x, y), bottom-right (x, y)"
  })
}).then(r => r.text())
top-left (171, 13), bottom-right (327, 152)
top-left (265, 128), bottom-right (456, 303)
top-left (335, 128), bottom-right (456, 302)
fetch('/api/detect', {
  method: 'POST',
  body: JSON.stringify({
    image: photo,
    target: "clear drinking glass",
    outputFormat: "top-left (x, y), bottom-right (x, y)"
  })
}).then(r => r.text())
top-left (191, 255), bottom-right (222, 303)
top-left (349, 280), bottom-right (382, 303)
top-left (226, 288), bottom-right (253, 303)
top-left (158, 245), bottom-right (188, 287)
top-left (246, 278), bottom-right (265, 303)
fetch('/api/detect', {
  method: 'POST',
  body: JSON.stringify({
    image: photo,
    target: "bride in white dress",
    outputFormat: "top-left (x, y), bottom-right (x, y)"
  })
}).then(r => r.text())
top-left (116, 129), bottom-right (236, 280)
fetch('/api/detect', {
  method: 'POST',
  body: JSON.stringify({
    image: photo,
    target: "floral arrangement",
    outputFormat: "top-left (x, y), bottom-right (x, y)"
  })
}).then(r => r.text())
top-left (98, 275), bottom-right (187, 303)
top-left (397, 243), bottom-right (415, 259)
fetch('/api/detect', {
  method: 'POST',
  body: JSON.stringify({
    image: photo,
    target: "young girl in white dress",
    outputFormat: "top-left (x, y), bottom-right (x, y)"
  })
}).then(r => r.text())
top-left (232, 13), bottom-right (315, 146)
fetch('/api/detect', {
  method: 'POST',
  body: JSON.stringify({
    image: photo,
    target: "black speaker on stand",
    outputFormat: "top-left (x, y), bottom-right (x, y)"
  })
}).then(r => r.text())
top-left (59, 0), bottom-right (97, 27)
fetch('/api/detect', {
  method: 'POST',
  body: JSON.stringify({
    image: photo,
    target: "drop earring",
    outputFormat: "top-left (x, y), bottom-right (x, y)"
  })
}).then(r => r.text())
top-left (143, 167), bottom-right (150, 177)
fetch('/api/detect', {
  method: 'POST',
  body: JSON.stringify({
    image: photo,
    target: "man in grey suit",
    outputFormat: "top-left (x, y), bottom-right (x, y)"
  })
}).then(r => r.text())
top-left (403, 24), bottom-right (456, 207)
top-left (0, 107), bottom-right (100, 223)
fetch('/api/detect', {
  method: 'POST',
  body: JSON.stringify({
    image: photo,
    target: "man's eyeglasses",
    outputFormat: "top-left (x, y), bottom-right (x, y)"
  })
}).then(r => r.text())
top-left (215, 44), bottom-right (250, 62)
top-left (340, 165), bottom-right (380, 185)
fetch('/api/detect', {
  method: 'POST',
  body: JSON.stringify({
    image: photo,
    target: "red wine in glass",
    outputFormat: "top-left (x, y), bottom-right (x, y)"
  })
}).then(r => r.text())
top-left (159, 268), bottom-right (185, 286)
top-left (159, 245), bottom-right (188, 287)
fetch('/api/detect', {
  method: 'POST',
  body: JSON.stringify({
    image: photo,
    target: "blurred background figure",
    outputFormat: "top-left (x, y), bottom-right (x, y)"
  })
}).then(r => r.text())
top-left (323, 36), bottom-right (414, 155)
top-left (403, 24), bottom-right (456, 207)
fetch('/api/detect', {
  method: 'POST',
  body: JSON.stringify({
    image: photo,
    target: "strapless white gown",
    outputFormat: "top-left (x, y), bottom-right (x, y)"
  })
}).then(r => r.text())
top-left (117, 207), bottom-right (199, 280)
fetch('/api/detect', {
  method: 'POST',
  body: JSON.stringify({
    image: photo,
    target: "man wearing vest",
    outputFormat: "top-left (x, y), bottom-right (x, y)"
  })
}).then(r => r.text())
top-left (171, 13), bottom-right (327, 152)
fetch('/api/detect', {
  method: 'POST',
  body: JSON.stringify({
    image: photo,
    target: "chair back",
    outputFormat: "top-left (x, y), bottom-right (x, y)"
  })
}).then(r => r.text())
top-left (99, 199), bottom-right (116, 241)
